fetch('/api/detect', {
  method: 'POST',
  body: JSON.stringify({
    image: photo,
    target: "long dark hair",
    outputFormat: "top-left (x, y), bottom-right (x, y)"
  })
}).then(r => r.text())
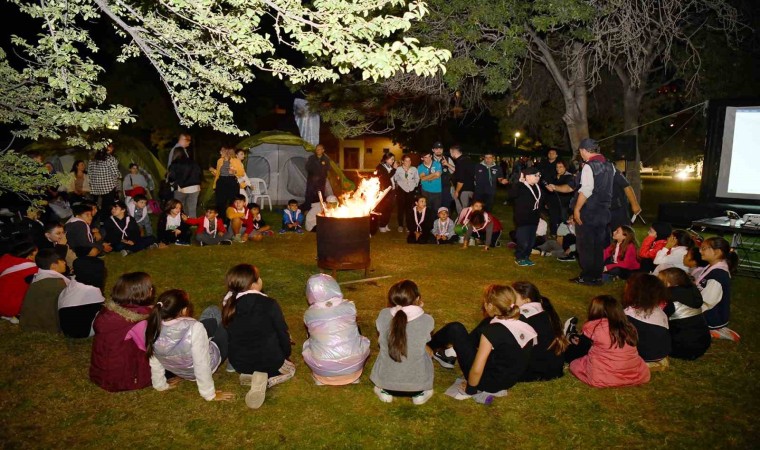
top-left (70, 160), bottom-right (86, 174)
top-left (608, 225), bottom-right (638, 259)
top-left (145, 289), bottom-right (193, 358)
top-left (587, 295), bottom-right (638, 349)
top-left (512, 281), bottom-right (568, 355)
top-left (221, 264), bottom-right (260, 326)
top-left (111, 272), bottom-right (154, 306)
top-left (387, 280), bottom-right (420, 363)
top-left (622, 273), bottom-right (668, 316)
top-left (702, 236), bottom-right (739, 275)
top-left (671, 229), bottom-right (694, 248)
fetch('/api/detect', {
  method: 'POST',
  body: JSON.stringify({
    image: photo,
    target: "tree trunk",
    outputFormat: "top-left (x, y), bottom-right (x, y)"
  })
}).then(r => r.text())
top-left (622, 84), bottom-right (643, 201)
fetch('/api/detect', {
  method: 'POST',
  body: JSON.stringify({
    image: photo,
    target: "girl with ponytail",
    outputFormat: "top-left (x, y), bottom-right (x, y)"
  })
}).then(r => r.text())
top-left (427, 285), bottom-right (536, 404)
top-left (144, 289), bottom-right (233, 401)
top-left (222, 264), bottom-right (294, 409)
top-left (370, 280), bottom-right (435, 405)
top-left (511, 281), bottom-right (568, 381)
top-left (697, 237), bottom-right (741, 342)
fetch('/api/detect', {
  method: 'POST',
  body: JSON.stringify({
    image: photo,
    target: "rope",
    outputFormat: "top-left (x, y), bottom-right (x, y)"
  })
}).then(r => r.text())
top-left (597, 101), bottom-right (708, 143)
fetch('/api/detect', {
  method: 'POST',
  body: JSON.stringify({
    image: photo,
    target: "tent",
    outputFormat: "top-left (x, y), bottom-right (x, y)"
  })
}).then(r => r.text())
top-left (236, 131), bottom-right (354, 205)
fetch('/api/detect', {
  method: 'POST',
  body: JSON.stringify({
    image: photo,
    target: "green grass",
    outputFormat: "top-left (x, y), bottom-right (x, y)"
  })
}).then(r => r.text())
top-left (1, 182), bottom-right (758, 449)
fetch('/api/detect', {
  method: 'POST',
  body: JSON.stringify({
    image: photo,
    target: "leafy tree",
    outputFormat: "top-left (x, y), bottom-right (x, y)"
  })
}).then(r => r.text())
top-left (0, 150), bottom-right (63, 209)
top-left (0, 0), bottom-right (450, 147)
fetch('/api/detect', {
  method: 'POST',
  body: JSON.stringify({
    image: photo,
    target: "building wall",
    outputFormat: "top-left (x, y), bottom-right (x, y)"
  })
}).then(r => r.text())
top-left (338, 137), bottom-right (404, 173)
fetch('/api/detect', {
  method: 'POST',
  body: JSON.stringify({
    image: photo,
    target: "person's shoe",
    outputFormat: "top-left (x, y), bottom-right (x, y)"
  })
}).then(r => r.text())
top-left (378, 226), bottom-right (389, 233)
top-left (149, 243), bottom-right (159, 249)
top-left (433, 350), bottom-right (456, 369)
top-left (296, 228), bottom-right (304, 234)
top-left (564, 316), bottom-right (578, 338)
top-left (233, 234), bottom-right (243, 242)
top-left (199, 241), bottom-right (206, 247)
top-left (245, 372), bottom-right (268, 409)
top-left (601, 273), bottom-right (617, 284)
top-left (531, 249), bottom-right (541, 255)
top-left (468, 238), bottom-right (476, 246)
top-left (570, 276), bottom-right (602, 286)
top-left (710, 327), bottom-right (741, 342)
top-left (120, 249), bottom-right (130, 257)
top-left (226, 362), bottom-right (236, 373)
top-left (175, 241), bottom-right (190, 246)
top-left (1, 316), bottom-right (19, 325)
top-left (515, 259), bottom-right (535, 267)
top-left (239, 373), bottom-right (252, 385)
top-left (278, 229), bottom-right (287, 234)
top-left (398, 226), bottom-right (405, 233)
top-left (647, 357), bottom-right (670, 372)
top-left (472, 392), bottom-right (496, 405)
top-left (412, 389), bottom-right (433, 405)
top-left (373, 386), bottom-right (393, 403)
top-left (219, 240), bottom-right (232, 245)
top-left (557, 255), bottom-right (576, 262)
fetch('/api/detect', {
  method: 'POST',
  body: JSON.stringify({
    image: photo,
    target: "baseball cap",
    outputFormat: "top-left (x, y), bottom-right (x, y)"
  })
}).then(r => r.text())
top-left (579, 138), bottom-right (599, 152)
top-left (432, 141), bottom-right (443, 148)
top-left (438, 207), bottom-right (449, 213)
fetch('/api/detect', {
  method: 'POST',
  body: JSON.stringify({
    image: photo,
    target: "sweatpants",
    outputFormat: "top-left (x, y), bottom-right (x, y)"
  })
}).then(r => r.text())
top-left (196, 230), bottom-right (232, 245)
top-left (454, 191), bottom-right (474, 214)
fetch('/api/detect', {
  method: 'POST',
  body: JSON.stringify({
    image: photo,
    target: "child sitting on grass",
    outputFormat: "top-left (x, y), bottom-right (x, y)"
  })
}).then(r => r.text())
top-left (185, 207), bottom-right (232, 246)
top-left (226, 195), bottom-right (253, 242)
top-left (145, 289), bottom-right (233, 402)
top-left (280, 199), bottom-right (305, 234)
top-left (90, 272), bottom-right (155, 392)
top-left (683, 246), bottom-right (708, 279)
top-left (429, 285), bottom-right (536, 405)
top-left (104, 200), bottom-right (158, 256)
top-left (432, 207), bottom-right (457, 244)
top-left (0, 241), bottom-right (38, 324)
top-left (222, 264), bottom-right (294, 409)
top-left (126, 194), bottom-right (153, 237)
top-left (652, 229), bottom-right (693, 275)
top-left (564, 295), bottom-right (650, 388)
top-left (696, 237), bottom-right (740, 342)
top-left (302, 274), bottom-right (370, 385)
top-left (406, 196), bottom-right (434, 244)
top-left (370, 280), bottom-right (434, 405)
top-left (602, 225), bottom-right (640, 282)
top-left (658, 268), bottom-right (711, 360)
top-left (157, 199), bottom-right (191, 246)
top-left (248, 203), bottom-right (274, 241)
top-left (21, 248), bottom-right (103, 338)
top-left (622, 273), bottom-right (671, 371)
top-left (639, 222), bottom-right (672, 273)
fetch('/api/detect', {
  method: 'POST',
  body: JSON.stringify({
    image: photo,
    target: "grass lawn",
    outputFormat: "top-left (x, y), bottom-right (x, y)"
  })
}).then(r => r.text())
top-left (1, 182), bottom-right (758, 449)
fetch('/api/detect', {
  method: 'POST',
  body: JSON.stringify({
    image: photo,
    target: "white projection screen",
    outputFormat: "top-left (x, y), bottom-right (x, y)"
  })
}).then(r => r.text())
top-left (716, 106), bottom-right (760, 201)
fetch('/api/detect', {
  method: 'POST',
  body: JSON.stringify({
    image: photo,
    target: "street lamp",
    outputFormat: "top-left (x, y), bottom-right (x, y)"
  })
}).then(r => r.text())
top-left (514, 131), bottom-right (521, 148)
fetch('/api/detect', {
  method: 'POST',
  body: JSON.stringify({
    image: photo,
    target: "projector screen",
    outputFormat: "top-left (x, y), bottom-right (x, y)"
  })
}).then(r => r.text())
top-left (715, 106), bottom-right (760, 201)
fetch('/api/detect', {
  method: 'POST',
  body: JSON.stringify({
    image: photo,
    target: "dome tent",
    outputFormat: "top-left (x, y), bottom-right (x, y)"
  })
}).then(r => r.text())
top-left (236, 131), bottom-right (354, 206)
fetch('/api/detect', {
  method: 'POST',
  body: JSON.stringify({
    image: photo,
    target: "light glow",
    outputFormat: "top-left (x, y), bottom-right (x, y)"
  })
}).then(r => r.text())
top-left (321, 177), bottom-right (390, 218)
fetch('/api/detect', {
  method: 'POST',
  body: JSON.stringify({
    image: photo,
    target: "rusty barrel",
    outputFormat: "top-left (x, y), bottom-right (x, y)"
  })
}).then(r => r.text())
top-left (316, 215), bottom-right (371, 272)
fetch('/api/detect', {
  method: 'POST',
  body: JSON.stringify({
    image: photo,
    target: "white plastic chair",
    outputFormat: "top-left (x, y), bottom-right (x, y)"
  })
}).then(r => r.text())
top-left (248, 177), bottom-right (273, 211)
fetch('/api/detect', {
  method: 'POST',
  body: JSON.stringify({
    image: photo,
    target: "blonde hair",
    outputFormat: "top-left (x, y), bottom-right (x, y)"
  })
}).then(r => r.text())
top-left (483, 285), bottom-right (520, 319)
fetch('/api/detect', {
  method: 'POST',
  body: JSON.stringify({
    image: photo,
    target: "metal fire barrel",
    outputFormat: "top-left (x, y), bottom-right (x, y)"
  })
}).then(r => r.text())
top-left (316, 215), bottom-right (370, 275)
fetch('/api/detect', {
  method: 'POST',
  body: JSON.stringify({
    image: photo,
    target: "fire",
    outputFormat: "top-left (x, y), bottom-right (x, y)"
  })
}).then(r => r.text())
top-left (321, 177), bottom-right (390, 218)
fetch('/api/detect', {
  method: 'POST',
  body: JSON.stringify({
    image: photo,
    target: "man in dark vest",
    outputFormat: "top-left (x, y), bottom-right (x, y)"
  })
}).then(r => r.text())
top-left (302, 144), bottom-right (331, 211)
top-left (548, 138), bottom-right (614, 285)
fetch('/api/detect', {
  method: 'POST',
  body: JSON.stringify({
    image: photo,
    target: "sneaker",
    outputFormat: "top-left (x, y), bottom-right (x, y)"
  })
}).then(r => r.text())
top-left (433, 350), bottom-right (456, 369)
top-left (226, 362), bottom-right (236, 373)
top-left (245, 372), bottom-right (268, 409)
top-left (531, 249), bottom-right (541, 255)
top-left (569, 276), bottom-right (602, 286)
top-left (279, 229), bottom-right (287, 234)
top-left (296, 228), bottom-right (304, 234)
top-left (557, 255), bottom-right (576, 262)
top-left (515, 259), bottom-right (535, 267)
top-left (199, 241), bottom-right (206, 247)
top-left (1, 316), bottom-right (19, 325)
top-left (710, 327), bottom-right (741, 342)
top-left (378, 226), bottom-right (389, 233)
top-left (472, 392), bottom-right (495, 405)
top-left (563, 316), bottom-right (578, 338)
top-left (175, 241), bottom-right (190, 246)
top-left (373, 386), bottom-right (393, 403)
top-left (647, 357), bottom-right (670, 372)
top-left (219, 240), bottom-right (232, 245)
top-left (120, 249), bottom-right (130, 257)
top-left (233, 234), bottom-right (243, 242)
top-left (149, 243), bottom-right (159, 250)
top-left (239, 373), bottom-right (252, 385)
top-left (412, 389), bottom-right (433, 405)
top-left (468, 238), bottom-right (476, 246)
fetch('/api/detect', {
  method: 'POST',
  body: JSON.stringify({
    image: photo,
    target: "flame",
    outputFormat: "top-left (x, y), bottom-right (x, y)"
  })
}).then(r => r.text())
top-left (322, 177), bottom-right (389, 218)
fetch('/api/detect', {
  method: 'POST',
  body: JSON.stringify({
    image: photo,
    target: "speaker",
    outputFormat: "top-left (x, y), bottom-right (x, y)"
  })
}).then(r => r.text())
top-left (612, 136), bottom-right (637, 160)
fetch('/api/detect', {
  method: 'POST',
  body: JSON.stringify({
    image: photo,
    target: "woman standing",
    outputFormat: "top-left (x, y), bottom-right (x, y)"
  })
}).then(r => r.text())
top-left (374, 152), bottom-right (398, 232)
top-left (63, 160), bottom-right (91, 204)
top-left (87, 144), bottom-right (121, 226)
top-left (392, 154), bottom-right (419, 233)
top-left (213, 146), bottom-right (246, 215)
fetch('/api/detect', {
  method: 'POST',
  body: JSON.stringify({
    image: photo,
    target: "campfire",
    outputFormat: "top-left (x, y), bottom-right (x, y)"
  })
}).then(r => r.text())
top-left (316, 178), bottom-right (390, 277)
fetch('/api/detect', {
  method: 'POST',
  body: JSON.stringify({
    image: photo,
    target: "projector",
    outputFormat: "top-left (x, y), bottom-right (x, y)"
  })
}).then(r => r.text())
top-left (743, 213), bottom-right (760, 228)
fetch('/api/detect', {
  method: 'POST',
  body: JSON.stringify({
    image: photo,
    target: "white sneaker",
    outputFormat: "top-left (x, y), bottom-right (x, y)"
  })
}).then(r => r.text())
top-left (373, 386), bottom-right (393, 403)
top-left (412, 389), bottom-right (434, 405)
top-left (398, 226), bottom-right (405, 233)
top-left (1, 316), bottom-right (19, 325)
top-left (378, 226), bottom-right (389, 233)
top-left (245, 372), bottom-right (268, 409)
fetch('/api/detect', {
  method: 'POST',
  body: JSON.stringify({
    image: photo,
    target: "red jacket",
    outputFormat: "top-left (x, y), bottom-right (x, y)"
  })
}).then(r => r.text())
top-left (185, 217), bottom-right (228, 236)
top-left (90, 301), bottom-right (152, 392)
top-left (639, 236), bottom-right (667, 260)
top-left (604, 243), bottom-right (640, 272)
top-left (0, 254), bottom-right (38, 317)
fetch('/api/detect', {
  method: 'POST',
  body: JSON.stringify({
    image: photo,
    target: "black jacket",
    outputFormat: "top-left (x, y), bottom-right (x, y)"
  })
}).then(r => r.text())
top-left (452, 156), bottom-right (476, 191)
top-left (510, 182), bottom-right (545, 227)
top-left (168, 156), bottom-right (202, 188)
top-left (225, 292), bottom-right (291, 375)
top-left (103, 215), bottom-right (141, 244)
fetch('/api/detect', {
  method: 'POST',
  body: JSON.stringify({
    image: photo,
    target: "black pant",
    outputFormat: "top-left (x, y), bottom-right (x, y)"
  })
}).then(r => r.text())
top-left (215, 176), bottom-right (240, 213)
top-left (576, 223), bottom-right (607, 280)
top-left (93, 190), bottom-right (118, 226)
top-left (564, 334), bottom-right (592, 363)
top-left (396, 189), bottom-right (416, 229)
top-left (475, 192), bottom-right (494, 212)
top-left (201, 318), bottom-right (229, 362)
top-left (302, 179), bottom-right (326, 211)
top-left (112, 236), bottom-right (157, 253)
top-left (428, 321), bottom-right (487, 380)
top-left (375, 190), bottom-right (395, 228)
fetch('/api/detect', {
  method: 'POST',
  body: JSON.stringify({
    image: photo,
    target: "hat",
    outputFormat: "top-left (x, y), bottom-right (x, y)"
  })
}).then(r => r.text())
top-left (432, 141), bottom-right (443, 148)
top-left (438, 207), bottom-right (449, 214)
top-left (579, 138), bottom-right (599, 152)
top-left (522, 166), bottom-right (540, 176)
top-left (325, 195), bottom-right (338, 203)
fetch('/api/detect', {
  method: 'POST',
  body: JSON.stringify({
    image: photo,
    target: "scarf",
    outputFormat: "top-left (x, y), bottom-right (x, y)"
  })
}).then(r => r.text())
top-left (490, 317), bottom-right (538, 348)
top-left (412, 207), bottom-right (426, 232)
top-left (437, 218), bottom-right (452, 236)
top-left (695, 260), bottom-right (730, 288)
top-left (521, 181), bottom-right (542, 210)
top-left (203, 216), bottom-right (217, 237)
top-left (519, 302), bottom-right (544, 319)
top-left (66, 217), bottom-right (93, 242)
top-left (110, 215), bottom-right (131, 241)
top-left (612, 242), bottom-right (621, 263)
top-left (389, 305), bottom-right (424, 322)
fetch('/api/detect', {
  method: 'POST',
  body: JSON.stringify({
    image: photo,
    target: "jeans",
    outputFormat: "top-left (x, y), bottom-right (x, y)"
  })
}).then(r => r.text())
top-left (515, 224), bottom-right (538, 260)
top-left (422, 190), bottom-right (441, 213)
top-left (174, 189), bottom-right (200, 218)
top-left (454, 191), bottom-right (474, 214)
top-left (200, 306), bottom-right (229, 362)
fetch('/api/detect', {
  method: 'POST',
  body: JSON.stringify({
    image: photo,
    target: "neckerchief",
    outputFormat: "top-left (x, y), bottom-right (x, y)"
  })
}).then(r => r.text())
top-left (521, 181), bottom-right (541, 210)
top-left (66, 217), bottom-right (93, 242)
top-left (519, 302), bottom-right (544, 319)
top-left (413, 207), bottom-right (426, 232)
top-left (438, 218), bottom-right (451, 236)
top-left (222, 289), bottom-right (266, 306)
top-left (110, 215), bottom-right (131, 241)
top-left (204, 216), bottom-right (217, 237)
top-left (490, 317), bottom-right (538, 348)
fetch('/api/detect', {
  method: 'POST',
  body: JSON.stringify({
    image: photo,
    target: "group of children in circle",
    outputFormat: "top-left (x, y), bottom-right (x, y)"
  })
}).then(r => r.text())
top-left (83, 229), bottom-right (737, 408)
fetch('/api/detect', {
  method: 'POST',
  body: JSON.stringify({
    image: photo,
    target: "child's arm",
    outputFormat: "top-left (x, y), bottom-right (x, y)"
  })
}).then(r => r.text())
top-left (189, 322), bottom-right (227, 401)
top-left (465, 334), bottom-right (493, 395)
top-left (185, 217), bottom-right (203, 226)
top-left (149, 355), bottom-right (170, 391)
top-left (700, 279), bottom-right (723, 311)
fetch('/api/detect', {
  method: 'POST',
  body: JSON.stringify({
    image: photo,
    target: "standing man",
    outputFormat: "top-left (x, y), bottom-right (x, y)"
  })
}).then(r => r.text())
top-left (609, 169), bottom-right (642, 235)
top-left (548, 139), bottom-right (614, 285)
top-left (432, 142), bottom-right (455, 211)
top-left (418, 152), bottom-right (443, 212)
top-left (167, 133), bottom-right (192, 167)
top-left (302, 143), bottom-right (331, 211)
top-left (474, 153), bottom-right (507, 211)
top-left (450, 145), bottom-right (476, 214)
top-left (538, 148), bottom-right (561, 181)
